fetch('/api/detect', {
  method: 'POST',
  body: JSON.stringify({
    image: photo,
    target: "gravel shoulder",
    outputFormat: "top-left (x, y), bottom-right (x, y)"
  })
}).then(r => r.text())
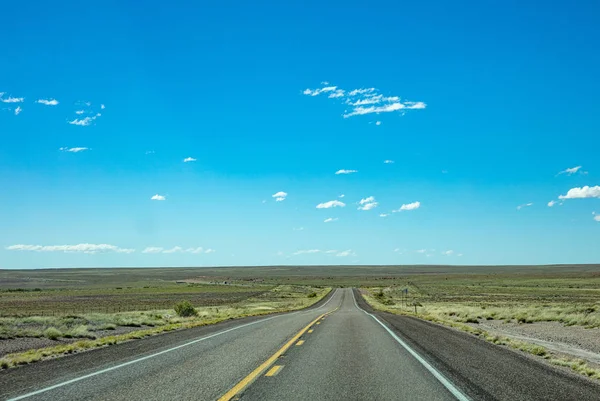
top-left (467, 320), bottom-right (600, 365)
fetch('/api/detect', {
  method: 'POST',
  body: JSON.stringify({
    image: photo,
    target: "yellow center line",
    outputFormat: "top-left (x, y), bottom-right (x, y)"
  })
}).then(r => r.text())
top-left (265, 365), bottom-right (283, 377)
top-left (296, 340), bottom-right (305, 346)
top-left (217, 306), bottom-right (338, 401)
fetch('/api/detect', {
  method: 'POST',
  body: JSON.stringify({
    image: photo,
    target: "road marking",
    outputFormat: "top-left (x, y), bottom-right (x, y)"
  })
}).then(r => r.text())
top-left (6, 289), bottom-right (340, 401)
top-left (218, 312), bottom-right (330, 401)
top-left (308, 329), bottom-right (314, 333)
top-left (265, 365), bottom-right (283, 377)
top-left (351, 289), bottom-right (471, 401)
top-left (296, 340), bottom-right (305, 346)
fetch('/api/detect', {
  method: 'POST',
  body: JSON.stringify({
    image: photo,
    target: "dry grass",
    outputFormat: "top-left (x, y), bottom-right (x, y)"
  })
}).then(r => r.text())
top-left (0, 285), bottom-right (330, 369)
top-left (362, 289), bottom-right (600, 381)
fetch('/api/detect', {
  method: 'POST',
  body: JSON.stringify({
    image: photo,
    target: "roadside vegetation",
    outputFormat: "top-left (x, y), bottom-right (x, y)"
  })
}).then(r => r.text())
top-left (0, 284), bottom-right (330, 369)
top-left (360, 273), bottom-right (600, 381)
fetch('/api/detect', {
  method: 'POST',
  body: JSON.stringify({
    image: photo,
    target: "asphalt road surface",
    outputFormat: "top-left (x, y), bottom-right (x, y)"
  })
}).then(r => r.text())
top-left (1, 288), bottom-right (599, 401)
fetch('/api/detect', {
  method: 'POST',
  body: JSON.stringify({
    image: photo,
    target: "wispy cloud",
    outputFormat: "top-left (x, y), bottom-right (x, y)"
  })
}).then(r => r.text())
top-left (101, 104), bottom-right (106, 110)
top-left (380, 213), bottom-right (389, 217)
top-left (183, 157), bottom-right (197, 162)
top-left (0, 96), bottom-right (24, 103)
top-left (383, 160), bottom-right (394, 164)
top-left (375, 121), bottom-right (382, 126)
top-left (559, 186), bottom-right (600, 199)
top-left (547, 200), bottom-right (559, 207)
top-left (151, 194), bottom-right (166, 201)
top-left (36, 99), bottom-right (59, 106)
top-left (293, 249), bottom-right (321, 255)
top-left (416, 249), bottom-right (427, 253)
top-left (68, 116), bottom-right (95, 126)
top-left (336, 249), bottom-right (355, 257)
top-left (393, 201), bottom-right (421, 212)
top-left (293, 227), bottom-right (304, 231)
top-left (324, 217), bottom-right (338, 223)
top-left (442, 250), bottom-right (454, 256)
top-left (60, 147), bottom-right (89, 153)
top-left (358, 196), bottom-right (378, 211)
top-left (303, 83), bottom-right (425, 120)
top-left (14, 106), bottom-right (22, 115)
top-left (7, 243), bottom-right (134, 254)
top-left (272, 191), bottom-right (288, 202)
top-left (557, 166), bottom-right (584, 176)
top-left (516, 202), bottom-right (533, 210)
top-left (316, 200), bottom-right (346, 209)
top-left (593, 212), bottom-right (600, 222)
top-left (75, 110), bottom-right (85, 115)
top-left (142, 246), bottom-right (214, 254)
top-left (339, 194), bottom-right (345, 198)
top-left (335, 169), bottom-right (357, 175)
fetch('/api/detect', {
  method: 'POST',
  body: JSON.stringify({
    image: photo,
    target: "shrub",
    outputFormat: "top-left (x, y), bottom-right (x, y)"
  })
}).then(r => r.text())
top-left (43, 327), bottom-right (62, 340)
top-left (174, 301), bottom-right (198, 317)
top-left (307, 292), bottom-right (317, 298)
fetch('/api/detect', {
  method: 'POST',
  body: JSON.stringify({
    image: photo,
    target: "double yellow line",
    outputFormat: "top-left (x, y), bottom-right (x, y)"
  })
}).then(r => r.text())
top-left (218, 307), bottom-right (338, 401)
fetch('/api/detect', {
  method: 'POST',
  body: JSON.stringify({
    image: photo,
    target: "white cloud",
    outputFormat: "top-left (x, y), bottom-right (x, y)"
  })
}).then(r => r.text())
top-left (142, 247), bottom-right (163, 254)
top-left (293, 227), bottom-right (304, 231)
top-left (335, 169), bottom-right (358, 175)
top-left (324, 217), bottom-right (338, 223)
top-left (293, 249), bottom-right (321, 255)
top-left (559, 186), bottom-right (600, 199)
top-left (516, 202), bottom-right (533, 210)
top-left (339, 194), bottom-right (345, 198)
top-left (343, 101), bottom-right (426, 118)
top-left (60, 147), bottom-right (89, 153)
top-left (75, 110), bottom-right (85, 115)
top-left (393, 201), bottom-right (421, 212)
top-left (375, 121), bottom-right (382, 126)
top-left (145, 150), bottom-right (155, 154)
top-left (416, 249), bottom-right (427, 253)
top-left (272, 191), bottom-right (288, 202)
top-left (548, 200), bottom-right (558, 207)
top-left (183, 157), bottom-right (197, 162)
top-left (383, 160), bottom-right (394, 164)
top-left (558, 166), bottom-right (582, 176)
top-left (303, 86), bottom-right (338, 97)
top-left (336, 249), bottom-right (355, 257)
top-left (442, 250), bottom-right (454, 256)
top-left (358, 196), bottom-right (378, 210)
top-left (304, 84), bottom-right (425, 120)
top-left (151, 194), bottom-right (166, 201)
top-left (316, 200), bottom-right (346, 209)
top-left (68, 117), bottom-right (94, 126)
top-left (7, 243), bottom-right (134, 254)
top-left (101, 104), bottom-right (106, 109)
top-left (380, 213), bottom-right (389, 217)
top-left (36, 99), bottom-right (59, 106)
top-left (14, 106), bottom-right (22, 115)
top-left (594, 214), bottom-right (600, 222)
top-left (1, 96), bottom-right (24, 103)
top-left (163, 246), bottom-right (183, 254)
top-left (143, 246), bottom-right (213, 254)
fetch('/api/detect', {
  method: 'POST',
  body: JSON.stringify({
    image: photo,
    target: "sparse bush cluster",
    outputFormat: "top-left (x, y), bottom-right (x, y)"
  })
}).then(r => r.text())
top-left (174, 301), bottom-right (198, 317)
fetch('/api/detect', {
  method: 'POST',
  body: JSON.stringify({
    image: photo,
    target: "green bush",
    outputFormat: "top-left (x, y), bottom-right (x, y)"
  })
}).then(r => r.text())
top-left (174, 301), bottom-right (198, 317)
top-left (307, 292), bottom-right (317, 298)
top-left (43, 327), bottom-right (62, 340)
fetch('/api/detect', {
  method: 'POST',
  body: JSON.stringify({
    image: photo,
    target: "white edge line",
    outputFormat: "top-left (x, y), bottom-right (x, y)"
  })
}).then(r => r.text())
top-left (7, 289), bottom-right (339, 401)
top-left (351, 289), bottom-right (471, 401)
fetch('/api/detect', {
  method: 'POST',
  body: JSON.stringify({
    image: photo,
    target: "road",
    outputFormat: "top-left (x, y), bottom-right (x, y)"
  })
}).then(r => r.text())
top-left (1, 288), bottom-right (599, 401)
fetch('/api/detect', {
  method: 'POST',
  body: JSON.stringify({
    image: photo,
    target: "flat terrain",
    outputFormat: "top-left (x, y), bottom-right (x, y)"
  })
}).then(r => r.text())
top-left (2, 288), bottom-right (600, 401)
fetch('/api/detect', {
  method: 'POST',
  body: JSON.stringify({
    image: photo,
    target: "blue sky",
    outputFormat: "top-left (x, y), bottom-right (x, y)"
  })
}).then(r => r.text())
top-left (2, 1), bottom-right (599, 268)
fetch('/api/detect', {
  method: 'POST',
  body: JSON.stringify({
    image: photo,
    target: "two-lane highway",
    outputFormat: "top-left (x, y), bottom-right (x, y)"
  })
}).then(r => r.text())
top-left (3, 288), bottom-right (600, 401)
top-left (238, 288), bottom-right (463, 400)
